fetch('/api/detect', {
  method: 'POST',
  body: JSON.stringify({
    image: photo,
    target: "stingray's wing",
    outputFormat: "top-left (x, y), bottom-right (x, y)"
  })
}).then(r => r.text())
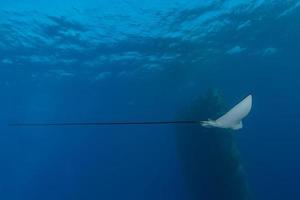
top-left (215, 95), bottom-right (252, 128)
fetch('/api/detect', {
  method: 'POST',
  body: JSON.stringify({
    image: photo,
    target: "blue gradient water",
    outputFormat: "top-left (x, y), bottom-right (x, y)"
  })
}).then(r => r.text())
top-left (1, 1), bottom-right (300, 199)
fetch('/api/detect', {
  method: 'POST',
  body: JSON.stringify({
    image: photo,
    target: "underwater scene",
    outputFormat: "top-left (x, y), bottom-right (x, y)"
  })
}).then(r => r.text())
top-left (1, 0), bottom-right (300, 199)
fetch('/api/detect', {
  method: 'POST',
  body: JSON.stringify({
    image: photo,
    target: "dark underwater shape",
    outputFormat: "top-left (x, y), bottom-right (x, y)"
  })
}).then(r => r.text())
top-left (176, 90), bottom-right (249, 200)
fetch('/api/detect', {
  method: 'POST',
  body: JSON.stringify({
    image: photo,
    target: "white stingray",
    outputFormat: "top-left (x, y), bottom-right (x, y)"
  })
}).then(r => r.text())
top-left (201, 95), bottom-right (252, 130)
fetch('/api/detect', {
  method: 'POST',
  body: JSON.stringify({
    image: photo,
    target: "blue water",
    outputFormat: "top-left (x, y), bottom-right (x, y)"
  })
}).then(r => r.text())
top-left (1, 0), bottom-right (300, 199)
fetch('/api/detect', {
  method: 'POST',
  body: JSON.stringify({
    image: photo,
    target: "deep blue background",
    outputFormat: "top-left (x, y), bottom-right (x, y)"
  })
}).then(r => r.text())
top-left (1, 1), bottom-right (300, 199)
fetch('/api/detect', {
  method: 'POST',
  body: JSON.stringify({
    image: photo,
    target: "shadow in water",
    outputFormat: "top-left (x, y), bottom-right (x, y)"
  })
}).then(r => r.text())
top-left (176, 90), bottom-right (249, 200)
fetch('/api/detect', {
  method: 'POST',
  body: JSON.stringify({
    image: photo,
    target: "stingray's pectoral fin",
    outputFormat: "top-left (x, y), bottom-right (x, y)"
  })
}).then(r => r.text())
top-left (200, 120), bottom-right (219, 128)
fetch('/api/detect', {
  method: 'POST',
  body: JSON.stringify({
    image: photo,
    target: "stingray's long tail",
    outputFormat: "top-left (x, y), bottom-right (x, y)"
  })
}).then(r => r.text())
top-left (9, 120), bottom-right (201, 127)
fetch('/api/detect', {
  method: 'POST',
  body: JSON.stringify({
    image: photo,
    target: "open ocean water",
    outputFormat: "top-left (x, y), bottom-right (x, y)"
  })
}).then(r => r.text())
top-left (0, 0), bottom-right (300, 199)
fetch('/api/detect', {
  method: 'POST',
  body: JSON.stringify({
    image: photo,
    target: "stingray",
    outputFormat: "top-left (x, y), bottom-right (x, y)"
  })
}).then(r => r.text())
top-left (10, 95), bottom-right (252, 130)
top-left (201, 95), bottom-right (252, 130)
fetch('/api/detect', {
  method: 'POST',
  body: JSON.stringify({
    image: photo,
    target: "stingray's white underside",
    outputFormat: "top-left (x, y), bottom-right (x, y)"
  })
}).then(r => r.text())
top-left (201, 95), bottom-right (252, 130)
